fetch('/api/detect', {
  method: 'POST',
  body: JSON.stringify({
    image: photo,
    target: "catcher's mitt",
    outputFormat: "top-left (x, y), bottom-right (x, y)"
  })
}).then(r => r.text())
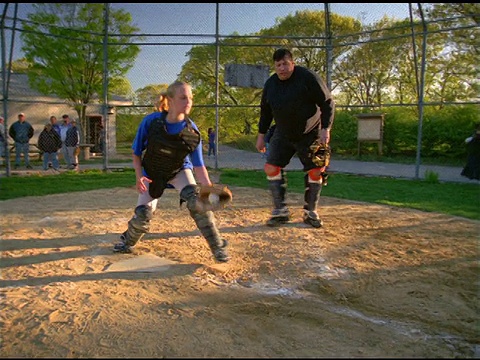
top-left (309, 143), bottom-right (331, 168)
top-left (196, 184), bottom-right (233, 212)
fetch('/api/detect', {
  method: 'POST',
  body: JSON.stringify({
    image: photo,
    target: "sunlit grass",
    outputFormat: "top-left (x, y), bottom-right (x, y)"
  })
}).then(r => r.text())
top-left (1, 167), bottom-right (478, 221)
top-left (219, 169), bottom-right (480, 221)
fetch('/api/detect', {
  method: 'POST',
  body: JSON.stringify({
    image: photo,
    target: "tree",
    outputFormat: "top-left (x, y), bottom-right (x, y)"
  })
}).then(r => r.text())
top-left (258, 9), bottom-right (363, 86)
top-left (334, 16), bottom-right (418, 107)
top-left (421, 3), bottom-right (479, 104)
top-left (8, 58), bottom-right (30, 73)
top-left (110, 77), bottom-right (135, 100)
top-left (134, 84), bottom-right (169, 114)
top-left (20, 3), bottom-right (141, 140)
top-left (179, 10), bottom-right (362, 138)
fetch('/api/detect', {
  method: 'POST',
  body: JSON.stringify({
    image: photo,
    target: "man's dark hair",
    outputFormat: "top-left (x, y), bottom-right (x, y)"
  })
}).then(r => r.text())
top-left (273, 48), bottom-right (293, 62)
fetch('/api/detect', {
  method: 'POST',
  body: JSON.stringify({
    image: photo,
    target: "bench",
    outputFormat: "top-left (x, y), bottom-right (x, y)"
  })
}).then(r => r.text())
top-left (78, 143), bottom-right (95, 160)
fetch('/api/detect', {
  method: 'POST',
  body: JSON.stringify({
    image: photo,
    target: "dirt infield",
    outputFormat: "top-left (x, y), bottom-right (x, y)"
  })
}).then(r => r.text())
top-left (0, 185), bottom-right (478, 358)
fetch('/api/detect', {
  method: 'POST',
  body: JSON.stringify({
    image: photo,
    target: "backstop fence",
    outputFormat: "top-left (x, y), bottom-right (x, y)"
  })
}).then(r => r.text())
top-left (1, 3), bottom-right (478, 177)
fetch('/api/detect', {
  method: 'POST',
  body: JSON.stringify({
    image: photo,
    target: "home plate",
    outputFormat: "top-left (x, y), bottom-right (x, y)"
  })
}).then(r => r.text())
top-left (105, 254), bottom-right (178, 273)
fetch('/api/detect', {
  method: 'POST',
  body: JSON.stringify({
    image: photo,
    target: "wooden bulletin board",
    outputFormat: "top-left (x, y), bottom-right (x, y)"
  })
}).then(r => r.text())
top-left (356, 113), bottom-right (385, 155)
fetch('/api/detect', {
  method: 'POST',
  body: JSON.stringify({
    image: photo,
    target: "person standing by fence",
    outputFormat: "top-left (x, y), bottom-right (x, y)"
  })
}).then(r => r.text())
top-left (461, 123), bottom-right (480, 181)
top-left (207, 127), bottom-right (216, 158)
top-left (0, 117), bottom-right (5, 165)
top-left (37, 122), bottom-right (62, 171)
top-left (9, 113), bottom-right (34, 169)
top-left (59, 114), bottom-right (72, 167)
top-left (262, 124), bottom-right (276, 159)
top-left (65, 119), bottom-right (80, 170)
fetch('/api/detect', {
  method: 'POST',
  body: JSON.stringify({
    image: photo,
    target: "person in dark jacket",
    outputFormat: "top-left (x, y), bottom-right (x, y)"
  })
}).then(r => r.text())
top-left (9, 113), bottom-right (34, 169)
top-left (65, 119), bottom-right (80, 170)
top-left (256, 48), bottom-right (335, 228)
top-left (262, 124), bottom-right (276, 159)
top-left (38, 122), bottom-right (62, 171)
top-left (461, 123), bottom-right (480, 181)
top-left (207, 127), bottom-right (216, 158)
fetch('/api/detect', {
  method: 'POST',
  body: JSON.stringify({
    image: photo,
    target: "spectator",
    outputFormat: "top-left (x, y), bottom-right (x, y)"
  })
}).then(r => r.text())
top-left (9, 113), bottom-right (34, 169)
top-left (59, 114), bottom-right (72, 167)
top-left (207, 127), bottom-right (216, 157)
top-left (65, 119), bottom-right (80, 170)
top-left (46, 115), bottom-right (61, 168)
top-left (49, 115), bottom-right (61, 136)
top-left (0, 117), bottom-right (5, 165)
top-left (37, 122), bottom-right (62, 171)
top-left (263, 124), bottom-right (276, 159)
top-left (461, 123), bottom-right (480, 180)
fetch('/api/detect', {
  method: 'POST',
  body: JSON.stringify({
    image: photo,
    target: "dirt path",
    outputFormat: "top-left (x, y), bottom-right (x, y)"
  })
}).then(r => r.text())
top-left (0, 186), bottom-right (478, 357)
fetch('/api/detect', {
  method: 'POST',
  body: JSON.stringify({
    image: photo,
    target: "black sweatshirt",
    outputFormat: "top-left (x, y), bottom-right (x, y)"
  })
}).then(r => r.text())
top-left (258, 65), bottom-right (335, 141)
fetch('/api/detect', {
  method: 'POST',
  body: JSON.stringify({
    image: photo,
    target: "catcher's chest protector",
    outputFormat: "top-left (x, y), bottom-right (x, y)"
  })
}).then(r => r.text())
top-left (142, 114), bottom-right (201, 180)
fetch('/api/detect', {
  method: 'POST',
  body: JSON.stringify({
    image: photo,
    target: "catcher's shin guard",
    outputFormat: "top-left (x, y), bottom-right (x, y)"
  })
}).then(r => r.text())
top-left (266, 170), bottom-right (291, 226)
top-left (303, 172), bottom-right (323, 212)
top-left (180, 185), bottom-right (229, 262)
top-left (268, 169), bottom-right (287, 210)
top-left (123, 205), bottom-right (154, 247)
top-left (302, 173), bottom-right (324, 228)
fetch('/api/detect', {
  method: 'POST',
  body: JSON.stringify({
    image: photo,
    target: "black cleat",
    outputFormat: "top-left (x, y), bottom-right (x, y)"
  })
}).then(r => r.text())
top-left (212, 239), bottom-right (229, 263)
top-left (266, 208), bottom-right (291, 227)
top-left (303, 210), bottom-right (323, 228)
top-left (113, 233), bottom-right (133, 253)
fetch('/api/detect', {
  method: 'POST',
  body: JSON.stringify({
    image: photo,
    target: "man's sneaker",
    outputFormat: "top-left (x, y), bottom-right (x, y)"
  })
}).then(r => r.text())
top-left (303, 210), bottom-right (323, 228)
top-left (212, 239), bottom-right (229, 263)
top-left (113, 233), bottom-right (133, 253)
top-left (266, 208), bottom-right (291, 227)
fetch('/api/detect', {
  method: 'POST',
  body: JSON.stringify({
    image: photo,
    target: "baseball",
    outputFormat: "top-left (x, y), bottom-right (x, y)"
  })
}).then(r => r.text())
top-left (208, 193), bottom-right (220, 204)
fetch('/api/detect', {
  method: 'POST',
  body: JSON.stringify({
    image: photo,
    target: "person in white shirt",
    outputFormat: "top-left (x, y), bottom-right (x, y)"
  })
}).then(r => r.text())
top-left (59, 114), bottom-right (72, 167)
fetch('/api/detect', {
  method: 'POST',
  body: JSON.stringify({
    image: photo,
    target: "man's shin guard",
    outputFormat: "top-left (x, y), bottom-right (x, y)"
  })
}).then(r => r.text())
top-left (303, 173), bottom-right (323, 212)
top-left (180, 185), bottom-right (225, 251)
top-left (124, 205), bottom-right (153, 246)
top-left (268, 169), bottom-right (287, 210)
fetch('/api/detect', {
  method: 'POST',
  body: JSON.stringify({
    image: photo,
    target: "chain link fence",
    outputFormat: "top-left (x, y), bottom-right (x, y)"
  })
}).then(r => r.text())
top-left (1, 3), bottom-right (478, 176)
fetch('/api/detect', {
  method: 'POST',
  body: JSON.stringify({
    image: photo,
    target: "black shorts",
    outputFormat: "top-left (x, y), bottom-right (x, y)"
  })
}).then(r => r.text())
top-left (266, 127), bottom-right (322, 171)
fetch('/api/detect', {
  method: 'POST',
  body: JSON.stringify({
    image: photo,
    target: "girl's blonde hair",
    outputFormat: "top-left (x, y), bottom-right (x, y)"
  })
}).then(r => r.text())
top-left (166, 80), bottom-right (189, 98)
top-left (154, 81), bottom-right (190, 112)
top-left (154, 91), bottom-right (169, 112)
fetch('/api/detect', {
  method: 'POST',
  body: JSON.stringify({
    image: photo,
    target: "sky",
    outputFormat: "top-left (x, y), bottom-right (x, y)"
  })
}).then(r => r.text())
top-left (3, 3), bottom-right (413, 91)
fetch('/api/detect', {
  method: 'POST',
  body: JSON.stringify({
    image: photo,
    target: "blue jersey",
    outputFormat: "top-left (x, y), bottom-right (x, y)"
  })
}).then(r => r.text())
top-left (132, 112), bottom-right (205, 176)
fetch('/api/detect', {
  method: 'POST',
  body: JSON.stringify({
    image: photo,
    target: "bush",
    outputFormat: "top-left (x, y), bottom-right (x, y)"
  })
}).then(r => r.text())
top-left (116, 114), bottom-right (143, 143)
top-left (115, 105), bottom-right (479, 163)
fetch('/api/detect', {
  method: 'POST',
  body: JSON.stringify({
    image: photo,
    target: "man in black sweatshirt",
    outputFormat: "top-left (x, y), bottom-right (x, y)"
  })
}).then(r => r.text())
top-left (256, 48), bottom-right (335, 228)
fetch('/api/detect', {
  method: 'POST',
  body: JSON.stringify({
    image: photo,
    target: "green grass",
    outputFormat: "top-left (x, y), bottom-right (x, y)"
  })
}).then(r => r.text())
top-left (0, 169), bottom-right (136, 199)
top-left (1, 168), bottom-right (478, 221)
top-left (219, 169), bottom-right (480, 221)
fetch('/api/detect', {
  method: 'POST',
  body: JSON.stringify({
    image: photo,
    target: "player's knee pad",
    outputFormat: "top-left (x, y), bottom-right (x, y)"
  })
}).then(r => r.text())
top-left (129, 205), bottom-right (153, 233)
top-left (264, 163), bottom-right (282, 180)
top-left (308, 168), bottom-right (323, 184)
top-left (180, 184), bottom-right (200, 213)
